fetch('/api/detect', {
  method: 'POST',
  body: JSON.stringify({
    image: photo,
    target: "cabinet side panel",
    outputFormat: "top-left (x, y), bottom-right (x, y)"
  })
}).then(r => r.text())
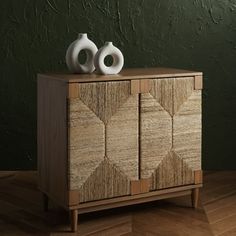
top-left (37, 76), bottom-right (68, 207)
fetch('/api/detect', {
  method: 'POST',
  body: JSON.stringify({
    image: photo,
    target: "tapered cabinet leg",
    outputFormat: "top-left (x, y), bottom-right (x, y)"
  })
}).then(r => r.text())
top-left (43, 193), bottom-right (49, 212)
top-left (70, 209), bottom-right (78, 232)
top-left (191, 188), bottom-right (200, 208)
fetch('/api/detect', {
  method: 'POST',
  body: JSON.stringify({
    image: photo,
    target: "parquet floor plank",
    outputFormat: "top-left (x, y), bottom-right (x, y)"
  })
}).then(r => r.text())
top-left (202, 171), bottom-right (236, 236)
top-left (4, 171), bottom-right (236, 235)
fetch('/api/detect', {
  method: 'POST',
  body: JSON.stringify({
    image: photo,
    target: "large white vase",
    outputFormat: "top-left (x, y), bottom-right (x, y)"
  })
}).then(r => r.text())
top-left (66, 33), bottom-right (98, 74)
top-left (94, 42), bottom-right (124, 75)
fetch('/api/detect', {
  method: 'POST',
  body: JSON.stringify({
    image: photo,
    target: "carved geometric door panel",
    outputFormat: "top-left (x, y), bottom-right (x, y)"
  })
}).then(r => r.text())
top-left (68, 81), bottom-right (139, 203)
top-left (140, 77), bottom-right (201, 190)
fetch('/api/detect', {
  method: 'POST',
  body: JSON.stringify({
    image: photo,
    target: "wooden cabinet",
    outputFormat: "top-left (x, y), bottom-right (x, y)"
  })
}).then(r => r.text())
top-left (38, 68), bottom-right (203, 232)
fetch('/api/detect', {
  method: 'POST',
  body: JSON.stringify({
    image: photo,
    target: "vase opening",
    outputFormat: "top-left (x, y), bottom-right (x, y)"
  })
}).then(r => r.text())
top-left (77, 49), bottom-right (87, 65)
top-left (104, 55), bottom-right (113, 67)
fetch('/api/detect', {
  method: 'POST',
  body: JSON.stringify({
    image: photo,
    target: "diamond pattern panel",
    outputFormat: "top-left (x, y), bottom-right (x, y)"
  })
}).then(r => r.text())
top-left (78, 81), bottom-right (130, 124)
top-left (68, 81), bottom-right (139, 202)
top-left (107, 95), bottom-right (139, 181)
top-left (69, 78), bottom-right (201, 200)
top-left (153, 151), bottom-right (194, 190)
top-left (140, 93), bottom-right (172, 179)
top-left (150, 77), bottom-right (194, 116)
top-left (141, 77), bottom-right (201, 190)
top-left (150, 78), bottom-right (173, 116)
top-left (68, 99), bottom-right (105, 190)
top-left (173, 90), bottom-right (202, 171)
top-left (79, 158), bottom-right (130, 203)
top-left (173, 77), bottom-right (194, 114)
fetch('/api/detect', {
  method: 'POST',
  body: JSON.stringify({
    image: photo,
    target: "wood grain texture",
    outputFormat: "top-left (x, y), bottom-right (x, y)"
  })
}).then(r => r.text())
top-left (130, 80), bottom-right (140, 94)
top-left (78, 81), bottom-right (130, 124)
top-left (68, 190), bottom-right (80, 206)
top-left (79, 159), bottom-right (130, 203)
top-left (0, 171), bottom-right (212, 235)
top-left (130, 179), bottom-right (150, 195)
top-left (70, 209), bottom-right (78, 232)
top-left (132, 200), bottom-right (212, 236)
top-left (140, 79), bottom-right (151, 93)
top-left (140, 179), bottom-right (150, 194)
top-left (201, 171), bottom-right (236, 236)
top-left (38, 72), bottom-right (202, 231)
top-left (37, 75), bottom-right (68, 208)
top-left (77, 184), bottom-right (201, 214)
top-left (107, 95), bottom-right (139, 181)
top-left (78, 191), bottom-right (193, 214)
top-left (130, 180), bottom-right (141, 195)
top-left (173, 90), bottom-right (202, 171)
top-left (195, 170), bottom-right (203, 184)
top-left (68, 83), bottom-right (79, 98)
top-left (191, 188), bottom-right (200, 208)
top-left (154, 151), bottom-right (194, 190)
top-left (195, 75), bottom-right (203, 90)
top-left (131, 79), bottom-right (151, 94)
top-left (140, 93), bottom-right (172, 180)
top-left (68, 99), bottom-right (105, 190)
top-left (40, 67), bottom-right (202, 83)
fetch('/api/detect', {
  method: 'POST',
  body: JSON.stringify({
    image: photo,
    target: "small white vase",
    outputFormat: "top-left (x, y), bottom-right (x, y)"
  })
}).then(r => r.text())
top-left (66, 33), bottom-right (98, 74)
top-left (94, 42), bottom-right (124, 75)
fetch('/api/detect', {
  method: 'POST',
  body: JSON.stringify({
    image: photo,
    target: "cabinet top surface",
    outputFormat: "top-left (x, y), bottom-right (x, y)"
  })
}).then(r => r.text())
top-left (38, 67), bottom-right (202, 83)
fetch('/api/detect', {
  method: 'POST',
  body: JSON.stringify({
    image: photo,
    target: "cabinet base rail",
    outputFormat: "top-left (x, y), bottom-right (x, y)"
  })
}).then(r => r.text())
top-left (42, 184), bottom-right (202, 232)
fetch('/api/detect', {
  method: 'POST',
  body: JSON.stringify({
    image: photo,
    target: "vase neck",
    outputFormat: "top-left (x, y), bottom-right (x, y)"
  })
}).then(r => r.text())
top-left (105, 41), bottom-right (113, 46)
top-left (78, 33), bottom-right (88, 39)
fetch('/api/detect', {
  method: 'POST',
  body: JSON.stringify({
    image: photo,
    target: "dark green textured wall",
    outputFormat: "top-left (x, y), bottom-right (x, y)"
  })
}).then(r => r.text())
top-left (1, 0), bottom-right (236, 170)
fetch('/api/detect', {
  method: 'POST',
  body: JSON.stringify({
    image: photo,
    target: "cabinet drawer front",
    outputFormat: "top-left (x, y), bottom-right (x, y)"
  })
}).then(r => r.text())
top-left (140, 77), bottom-right (201, 190)
top-left (68, 81), bottom-right (139, 203)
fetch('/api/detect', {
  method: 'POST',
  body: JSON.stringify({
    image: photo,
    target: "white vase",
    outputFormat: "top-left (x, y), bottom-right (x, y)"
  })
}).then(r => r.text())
top-left (66, 33), bottom-right (98, 74)
top-left (94, 42), bottom-right (124, 75)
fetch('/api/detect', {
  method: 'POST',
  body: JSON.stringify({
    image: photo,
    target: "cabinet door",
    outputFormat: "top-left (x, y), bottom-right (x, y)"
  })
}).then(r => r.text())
top-left (140, 77), bottom-right (201, 190)
top-left (68, 81), bottom-right (139, 203)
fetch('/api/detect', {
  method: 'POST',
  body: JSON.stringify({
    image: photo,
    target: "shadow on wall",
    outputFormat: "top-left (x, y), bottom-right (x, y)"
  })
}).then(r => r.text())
top-left (0, 0), bottom-right (236, 170)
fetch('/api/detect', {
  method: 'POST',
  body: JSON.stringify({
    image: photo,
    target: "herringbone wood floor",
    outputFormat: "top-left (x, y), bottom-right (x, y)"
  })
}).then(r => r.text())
top-left (201, 171), bottom-right (236, 236)
top-left (0, 171), bottom-right (235, 235)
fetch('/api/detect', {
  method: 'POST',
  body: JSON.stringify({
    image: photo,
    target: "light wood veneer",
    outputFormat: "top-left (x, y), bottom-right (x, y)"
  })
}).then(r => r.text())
top-left (37, 67), bottom-right (203, 232)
